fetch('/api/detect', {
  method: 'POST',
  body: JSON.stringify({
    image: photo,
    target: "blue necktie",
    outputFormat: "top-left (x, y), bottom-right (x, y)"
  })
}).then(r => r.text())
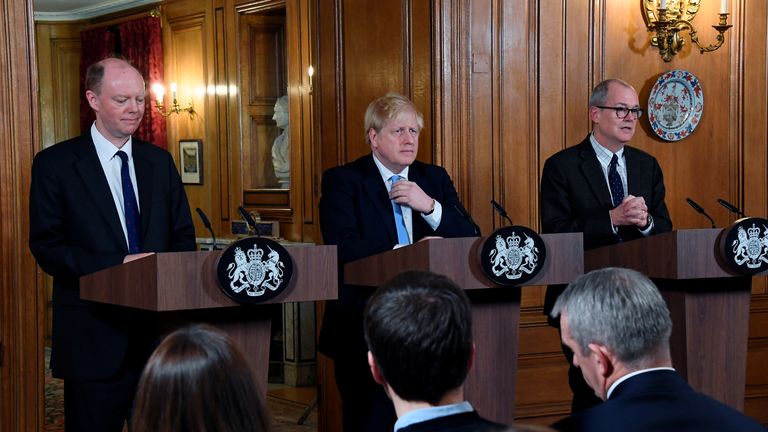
top-left (116, 151), bottom-right (141, 253)
top-left (390, 175), bottom-right (410, 245)
top-left (608, 154), bottom-right (625, 207)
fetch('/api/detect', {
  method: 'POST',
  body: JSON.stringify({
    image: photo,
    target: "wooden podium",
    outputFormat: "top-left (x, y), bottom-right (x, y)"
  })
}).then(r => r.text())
top-left (80, 245), bottom-right (337, 395)
top-left (585, 229), bottom-right (754, 410)
top-left (344, 234), bottom-right (583, 424)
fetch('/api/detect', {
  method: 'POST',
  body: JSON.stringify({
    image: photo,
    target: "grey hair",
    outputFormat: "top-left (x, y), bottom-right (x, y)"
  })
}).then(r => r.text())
top-left (551, 267), bottom-right (672, 367)
top-left (588, 78), bottom-right (636, 107)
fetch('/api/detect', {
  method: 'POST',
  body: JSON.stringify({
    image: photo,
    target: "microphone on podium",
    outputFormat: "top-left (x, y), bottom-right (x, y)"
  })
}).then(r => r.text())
top-left (490, 199), bottom-right (514, 226)
top-left (717, 198), bottom-right (747, 218)
top-left (685, 198), bottom-right (716, 228)
top-left (195, 208), bottom-right (218, 250)
top-left (238, 206), bottom-right (261, 238)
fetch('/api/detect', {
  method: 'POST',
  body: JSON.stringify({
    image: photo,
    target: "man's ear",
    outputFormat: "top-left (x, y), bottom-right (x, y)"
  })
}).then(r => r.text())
top-left (367, 351), bottom-right (386, 385)
top-left (368, 128), bottom-right (378, 149)
top-left (588, 343), bottom-right (615, 378)
top-left (85, 90), bottom-right (99, 111)
top-left (588, 105), bottom-right (601, 124)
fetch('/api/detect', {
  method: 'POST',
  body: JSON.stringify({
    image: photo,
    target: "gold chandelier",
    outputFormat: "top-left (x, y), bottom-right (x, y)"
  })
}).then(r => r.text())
top-left (642, 0), bottom-right (732, 62)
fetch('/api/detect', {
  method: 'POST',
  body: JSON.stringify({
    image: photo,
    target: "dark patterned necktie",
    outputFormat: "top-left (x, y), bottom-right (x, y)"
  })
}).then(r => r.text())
top-left (116, 151), bottom-right (141, 253)
top-left (390, 175), bottom-right (410, 244)
top-left (608, 154), bottom-right (624, 207)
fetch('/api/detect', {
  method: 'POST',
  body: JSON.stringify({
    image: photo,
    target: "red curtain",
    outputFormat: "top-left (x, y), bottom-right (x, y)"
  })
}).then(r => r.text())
top-left (119, 17), bottom-right (166, 149)
top-left (78, 16), bottom-right (166, 149)
top-left (79, 28), bottom-right (116, 134)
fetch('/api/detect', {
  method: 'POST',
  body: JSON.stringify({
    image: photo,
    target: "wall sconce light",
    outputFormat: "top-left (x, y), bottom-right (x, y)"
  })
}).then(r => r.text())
top-left (643, 0), bottom-right (732, 62)
top-left (151, 82), bottom-right (196, 119)
top-left (307, 65), bottom-right (314, 94)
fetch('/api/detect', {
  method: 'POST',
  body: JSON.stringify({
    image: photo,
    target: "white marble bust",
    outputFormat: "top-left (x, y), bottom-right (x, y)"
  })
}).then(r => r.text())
top-left (272, 95), bottom-right (290, 188)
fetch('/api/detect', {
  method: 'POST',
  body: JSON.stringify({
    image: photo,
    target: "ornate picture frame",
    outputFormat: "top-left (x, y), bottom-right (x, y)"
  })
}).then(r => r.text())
top-left (179, 139), bottom-right (203, 184)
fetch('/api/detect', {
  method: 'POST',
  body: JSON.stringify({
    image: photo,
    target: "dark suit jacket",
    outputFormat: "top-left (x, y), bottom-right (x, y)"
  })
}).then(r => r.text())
top-left (29, 133), bottom-right (196, 380)
top-left (552, 370), bottom-right (765, 432)
top-left (399, 411), bottom-right (507, 432)
top-left (318, 153), bottom-right (477, 358)
top-left (540, 136), bottom-right (673, 315)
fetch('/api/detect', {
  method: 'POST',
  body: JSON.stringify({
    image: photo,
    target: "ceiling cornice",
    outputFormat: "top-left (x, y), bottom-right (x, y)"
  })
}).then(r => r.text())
top-left (34, 0), bottom-right (160, 22)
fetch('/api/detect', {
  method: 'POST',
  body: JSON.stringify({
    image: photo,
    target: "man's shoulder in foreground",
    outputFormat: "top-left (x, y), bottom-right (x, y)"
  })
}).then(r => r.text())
top-left (553, 372), bottom-right (765, 432)
top-left (399, 410), bottom-right (507, 432)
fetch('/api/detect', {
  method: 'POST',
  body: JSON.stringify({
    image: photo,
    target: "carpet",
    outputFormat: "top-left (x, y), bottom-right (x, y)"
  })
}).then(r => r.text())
top-left (45, 347), bottom-right (317, 431)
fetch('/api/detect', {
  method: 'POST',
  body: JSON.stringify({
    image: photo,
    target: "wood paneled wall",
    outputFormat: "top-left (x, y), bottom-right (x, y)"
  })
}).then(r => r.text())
top-left (15, 0), bottom-right (768, 429)
top-left (0, 1), bottom-right (41, 430)
top-left (317, 0), bottom-right (768, 426)
top-left (158, 0), bottom-right (317, 242)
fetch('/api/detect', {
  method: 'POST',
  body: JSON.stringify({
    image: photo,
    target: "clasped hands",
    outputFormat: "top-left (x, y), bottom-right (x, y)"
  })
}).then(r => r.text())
top-left (610, 195), bottom-right (650, 228)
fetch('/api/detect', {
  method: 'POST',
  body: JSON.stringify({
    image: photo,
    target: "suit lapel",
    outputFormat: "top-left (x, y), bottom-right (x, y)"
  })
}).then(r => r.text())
top-left (577, 140), bottom-right (615, 210)
top-left (133, 140), bottom-right (154, 246)
top-left (73, 135), bottom-right (129, 251)
top-left (361, 155), bottom-right (398, 243)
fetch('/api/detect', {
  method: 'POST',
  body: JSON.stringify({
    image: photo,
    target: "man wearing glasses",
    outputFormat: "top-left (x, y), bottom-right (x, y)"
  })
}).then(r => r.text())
top-left (539, 78), bottom-right (673, 412)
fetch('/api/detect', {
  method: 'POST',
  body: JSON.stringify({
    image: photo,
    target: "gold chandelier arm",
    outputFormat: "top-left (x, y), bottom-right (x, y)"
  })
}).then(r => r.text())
top-left (153, 101), bottom-right (174, 117)
top-left (689, 13), bottom-right (733, 54)
top-left (153, 100), bottom-right (195, 120)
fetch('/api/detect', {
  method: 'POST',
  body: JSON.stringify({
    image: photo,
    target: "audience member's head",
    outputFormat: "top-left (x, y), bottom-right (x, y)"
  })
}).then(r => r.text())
top-left (363, 270), bottom-right (474, 406)
top-left (550, 267), bottom-right (672, 400)
top-left (131, 324), bottom-right (271, 432)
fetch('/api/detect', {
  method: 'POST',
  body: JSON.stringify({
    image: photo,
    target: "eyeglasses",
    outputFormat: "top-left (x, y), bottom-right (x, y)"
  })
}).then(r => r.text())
top-left (595, 106), bottom-right (644, 119)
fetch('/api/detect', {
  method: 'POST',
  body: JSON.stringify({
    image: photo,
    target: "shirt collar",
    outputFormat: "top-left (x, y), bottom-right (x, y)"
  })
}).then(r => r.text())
top-left (590, 133), bottom-right (624, 163)
top-left (607, 367), bottom-right (676, 399)
top-left (372, 153), bottom-right (409, 183)
top-left (91, 122), bottom-right (133, 162)
top-left (394, 401), bottom-right (473, 432)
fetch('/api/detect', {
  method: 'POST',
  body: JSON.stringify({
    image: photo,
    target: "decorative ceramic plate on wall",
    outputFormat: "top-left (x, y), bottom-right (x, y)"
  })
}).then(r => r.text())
top-left (648, 70), bottom-right (704, 142)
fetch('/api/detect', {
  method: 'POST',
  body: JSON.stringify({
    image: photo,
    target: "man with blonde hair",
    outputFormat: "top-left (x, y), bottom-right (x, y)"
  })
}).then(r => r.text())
top-left (319, 92), bottom-right (477, 431)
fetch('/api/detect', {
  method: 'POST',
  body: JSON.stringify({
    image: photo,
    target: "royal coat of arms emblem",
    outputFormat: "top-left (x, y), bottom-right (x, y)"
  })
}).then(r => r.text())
top-left (216, 237), bottom-right (294, 304)
top-left (480, 226), bottom-right (547, 286)
top-left (718, 218), bottom-right (768, 276)
top-left (732, 223), bottom-right (768, 269)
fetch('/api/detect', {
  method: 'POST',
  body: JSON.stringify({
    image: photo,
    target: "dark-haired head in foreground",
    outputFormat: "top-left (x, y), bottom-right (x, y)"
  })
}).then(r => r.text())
top-left (364, 270), bottom-right (506, 431)
top-left (131, 324), bottom-right (271, 432)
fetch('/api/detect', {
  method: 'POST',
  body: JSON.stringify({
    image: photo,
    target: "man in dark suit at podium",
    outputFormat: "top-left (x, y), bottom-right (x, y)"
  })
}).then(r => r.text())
top-left (364, 271), bottom-right (506, 432)
top-left (540, 78), bottom-right (673, 411)
top-left (319, 92), bottom-right (477, 431)
top-left (29, 57), bottom-right (196, 432)
top-left (550, 267), bottom-right (764, 432)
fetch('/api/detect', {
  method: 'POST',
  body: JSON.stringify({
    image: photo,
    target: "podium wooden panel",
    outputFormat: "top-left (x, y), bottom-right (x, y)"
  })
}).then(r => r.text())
top-left (80, 245), bottom-right (337, 396)
top-left (585, 229), bottom-right (753, 410)
top-left (344, 234), bottom-right (583, 424)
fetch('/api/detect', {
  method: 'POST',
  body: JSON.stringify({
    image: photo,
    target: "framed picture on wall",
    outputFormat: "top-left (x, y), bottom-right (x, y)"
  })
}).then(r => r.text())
top-left (179, 139), bottom-right (203, 185)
